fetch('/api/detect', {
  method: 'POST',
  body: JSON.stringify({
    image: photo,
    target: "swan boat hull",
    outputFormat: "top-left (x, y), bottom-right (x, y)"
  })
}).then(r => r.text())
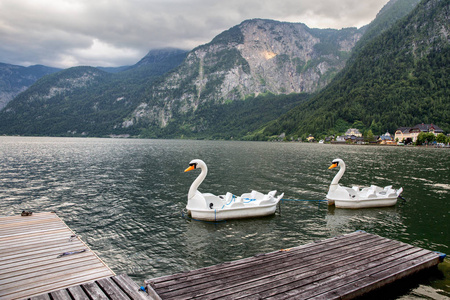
top-left (188, 202), bottom-right (279, 221)
top-left (327, 197), bottom-right (398, 209)
top-left (326, 186), bottom-right (403, 209)
top-left (187, 191), bottom-right (284, 221)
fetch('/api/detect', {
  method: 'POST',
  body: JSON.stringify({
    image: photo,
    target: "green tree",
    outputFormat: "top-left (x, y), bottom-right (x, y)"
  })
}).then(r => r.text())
top-left (364, 129), bottom-right (375, 142)
top-left (416, 132), bottom-right (436, 145)
top-left (436, 133), bottom-right (447, 143)
top-left (352, 120), bottom-right (365, 132)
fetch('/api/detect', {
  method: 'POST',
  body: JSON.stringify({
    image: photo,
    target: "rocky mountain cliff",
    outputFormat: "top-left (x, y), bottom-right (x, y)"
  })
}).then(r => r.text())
top-left (260, 0), bottom-right (449, 139)
top-left (123, 19), bottom-right (363, 130)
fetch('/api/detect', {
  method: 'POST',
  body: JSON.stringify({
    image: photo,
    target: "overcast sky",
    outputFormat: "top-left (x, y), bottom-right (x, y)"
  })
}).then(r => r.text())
top-left (0, 0), bottom-right (389, 69)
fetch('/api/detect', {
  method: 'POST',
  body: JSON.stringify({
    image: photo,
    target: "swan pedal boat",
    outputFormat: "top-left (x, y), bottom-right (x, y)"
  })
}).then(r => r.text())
top-left (185, 159), bottom-right (284, 221)
top-left (326, 158), bottom-right (403, 209)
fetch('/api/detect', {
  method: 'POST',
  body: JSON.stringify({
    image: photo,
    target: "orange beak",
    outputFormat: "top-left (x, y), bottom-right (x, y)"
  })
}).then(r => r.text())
top-left (184, 165), bottom-right (195, 172)
top-left (328, 163), bottom-right (338, 170)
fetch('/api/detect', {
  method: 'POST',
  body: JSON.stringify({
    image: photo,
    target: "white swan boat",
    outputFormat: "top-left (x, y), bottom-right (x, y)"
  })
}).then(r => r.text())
top-left (184, 159), bottom-right (283, 221)
top-left (326, 158), bottom-right (403, 209)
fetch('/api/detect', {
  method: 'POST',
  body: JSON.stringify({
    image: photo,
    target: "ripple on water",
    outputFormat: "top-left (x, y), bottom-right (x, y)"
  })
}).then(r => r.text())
top-left (0, 137), bottom-right (448, 298)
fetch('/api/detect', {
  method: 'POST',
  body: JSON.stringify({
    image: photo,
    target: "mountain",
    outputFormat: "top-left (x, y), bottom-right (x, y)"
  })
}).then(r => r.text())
top-left (257, 0), bottom-right (449, 139)
top-left (0, 0), bottom-right (430, 139)
top-left (0, 21), bottom-right (363, 137)
top-left (0, 63), bottom-right (60, 110)
top-left (0, 48), bottom-right (188, 136)
top-left (352, 0), bottom-right (421, 54)
top-left (133, 48), bottom-right (189, 68)
top-left (96, 66), bottom-right (131, 73)
top-left (120, 19), bottom-right (364, 135)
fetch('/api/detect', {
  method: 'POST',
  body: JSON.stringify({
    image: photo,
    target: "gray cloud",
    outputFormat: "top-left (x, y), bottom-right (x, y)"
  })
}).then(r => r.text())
top-left (0, 0), bottom-right (388, 68)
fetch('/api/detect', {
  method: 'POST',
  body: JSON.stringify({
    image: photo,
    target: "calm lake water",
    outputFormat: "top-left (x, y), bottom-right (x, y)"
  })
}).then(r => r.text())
top-left (0, 136), bottom-right (448, 299)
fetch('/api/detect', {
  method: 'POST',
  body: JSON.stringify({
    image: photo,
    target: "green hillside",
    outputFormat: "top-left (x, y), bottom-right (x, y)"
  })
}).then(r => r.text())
top-left (0, 50), bottom-right (188, 136)
top-left (258, 0), bottom-right (449, 139)
top-left (139, 93), bottom-right (310, 139)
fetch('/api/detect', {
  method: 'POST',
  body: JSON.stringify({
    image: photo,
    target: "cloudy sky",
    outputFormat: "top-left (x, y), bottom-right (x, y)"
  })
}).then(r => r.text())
top-left (0, 0), bottom-right (389, 69)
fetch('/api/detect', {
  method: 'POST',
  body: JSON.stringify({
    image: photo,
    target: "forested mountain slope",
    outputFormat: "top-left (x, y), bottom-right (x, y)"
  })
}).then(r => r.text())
top-left (259, 0), bottom-right (449, 139)
top-left (0, 63), bottom-right (60, 110)
top-left (0, 49), bottom-right (188, 136)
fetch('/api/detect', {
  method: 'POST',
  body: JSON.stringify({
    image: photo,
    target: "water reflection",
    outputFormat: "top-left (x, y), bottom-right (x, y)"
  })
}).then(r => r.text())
top-left (0, 137), bottom-right (448, 299)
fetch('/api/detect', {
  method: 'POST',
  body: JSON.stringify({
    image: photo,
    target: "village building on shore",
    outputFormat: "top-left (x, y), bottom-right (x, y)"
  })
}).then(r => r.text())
top-left (394, 123), bottom-right (443, 143)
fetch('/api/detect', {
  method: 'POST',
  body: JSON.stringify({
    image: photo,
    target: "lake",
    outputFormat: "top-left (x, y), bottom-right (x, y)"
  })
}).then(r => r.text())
top-left (0, 136), bottom-right (448, 299)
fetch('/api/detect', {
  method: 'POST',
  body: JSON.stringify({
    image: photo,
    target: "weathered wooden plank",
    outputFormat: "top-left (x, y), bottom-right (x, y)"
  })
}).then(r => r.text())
top-left (154, 234), bottom-right (390, 298)
top-left (0, 244), bottom-right (88, 265)
top-left (151, 232), bottom-right (359, 286)
top-left (112, 274), bottom-right (154, 300)
top-left (0, 231), bottom-right (72, 250)
top-left (0, 224), bottom-right (65, 235)
top-left (0, 262), bottom-right (110, 294)
top-left (308, 251), bottom-right (441, 300)
top-left (0, 215), bottom-right (61, 227)
top-left (81, 281), bottom-right (109, 300)
top-left (0, 253), bottom-right (96, 280)
top-left (0, 212), bottom-right (56, 224)
top-left (0, 229), bottom-right (68, 246)
top-left (1, 260), bottom-right (106, 286)
top-left (252, 246), bottom-right (425, 300)
top-left (148, 232), bottom-right (443, 300)
top-left (0, 227), bottom-right (69, 239)
top-left (152, 231), bottom-right (376, 290)
top-left (0, 215), bottom-right (64, 227)
top-left (97, 277), bottom-right (131, 300)
top-left (0, 238), bottom-right (85, 258)
top-left (0, 212), bottom-right (115, 300)
top-left (2, 269), bottom-right (114, 300)
top-left (0, 247), bottom-right (94, 272)
top-left (199, 243), bottom-right (416, 300)
top-left (49, 289), bottom-right (72, 300)
top-left (28, 294), bottom-right (51, 300)
top-left (0, 224), bottom-right (67, 236)
top-left (67, 285), bottom-right (89, 300)
top-left (163, 241), bottom-right (412, 300)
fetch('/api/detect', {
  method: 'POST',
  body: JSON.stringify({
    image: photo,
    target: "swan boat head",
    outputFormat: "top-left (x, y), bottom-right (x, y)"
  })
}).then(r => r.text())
top-left (184, 159), bottom-right (208, 200)
top-left (328, 158), bottom-right (345, 187)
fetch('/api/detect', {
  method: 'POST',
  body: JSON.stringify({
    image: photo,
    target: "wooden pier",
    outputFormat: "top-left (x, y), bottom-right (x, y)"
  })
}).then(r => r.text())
top-left (1, 212), bottom-right (126, 299)
top-left (1, 212), bottom-right (444, 300)
top-left (147, 231), bottom-right (444, 300)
